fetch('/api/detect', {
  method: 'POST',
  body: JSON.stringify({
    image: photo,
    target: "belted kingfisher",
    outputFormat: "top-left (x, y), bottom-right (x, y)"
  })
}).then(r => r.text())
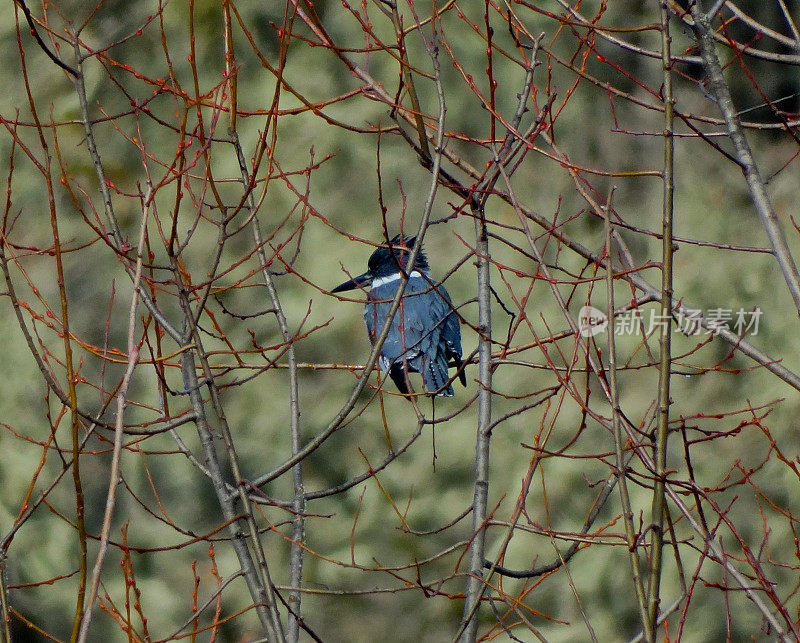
top-left (332, 235), bottom-right (466, 397)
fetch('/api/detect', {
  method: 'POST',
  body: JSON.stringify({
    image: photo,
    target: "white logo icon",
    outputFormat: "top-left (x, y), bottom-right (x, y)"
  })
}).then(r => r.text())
top-left (578, 305), bottom-right (608, 337)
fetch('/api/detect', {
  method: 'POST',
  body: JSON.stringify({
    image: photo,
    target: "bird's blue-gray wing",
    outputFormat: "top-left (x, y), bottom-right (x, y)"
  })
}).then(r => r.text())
top-left (365, 277), bottom-right (461, 396)
top-left (366, 280), bottom-right (427, 363)
top-left (414, 281), bottom-right (462, 395)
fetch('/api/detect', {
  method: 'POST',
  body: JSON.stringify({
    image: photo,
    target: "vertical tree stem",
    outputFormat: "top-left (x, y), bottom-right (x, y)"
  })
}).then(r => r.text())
top-left (647, 2), bottom-right (675, 637)
top-left (603, 191), bottom-right (651, 640)
top-left (0, 542), bottom-right (9, 641)
top-left (459, 208), bottom-right (492, 643)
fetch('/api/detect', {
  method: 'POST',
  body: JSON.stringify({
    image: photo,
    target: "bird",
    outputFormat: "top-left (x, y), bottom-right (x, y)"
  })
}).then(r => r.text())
top-left (332, 234), bottom-right (466, 397)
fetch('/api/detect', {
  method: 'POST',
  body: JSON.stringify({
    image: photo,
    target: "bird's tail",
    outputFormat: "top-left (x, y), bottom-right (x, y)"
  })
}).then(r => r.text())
top-left (422, 353), bottom-right (454, 397)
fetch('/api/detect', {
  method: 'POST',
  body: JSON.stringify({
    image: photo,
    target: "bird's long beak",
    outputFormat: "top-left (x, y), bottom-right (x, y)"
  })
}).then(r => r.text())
top-left (331, 272), bottom-right (372, 293)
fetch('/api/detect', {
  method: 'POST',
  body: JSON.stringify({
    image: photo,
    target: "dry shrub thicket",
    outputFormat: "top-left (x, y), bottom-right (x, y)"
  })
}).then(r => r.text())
top-left (2, 0), bottom-right (800, 640)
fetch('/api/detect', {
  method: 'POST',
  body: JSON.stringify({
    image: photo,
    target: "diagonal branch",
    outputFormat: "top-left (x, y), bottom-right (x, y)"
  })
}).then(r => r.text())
top-left (688, 1), bottom-right (800, 316)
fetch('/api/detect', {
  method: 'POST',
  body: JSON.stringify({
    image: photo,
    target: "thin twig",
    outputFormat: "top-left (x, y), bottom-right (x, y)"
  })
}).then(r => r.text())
top-left (603, 187), bottom-right (650, 639)
top-left (776, 0), bottom-right (800, 44)
top-left (13, 0), bottom-right (79, 76)
top-left (225, 3), bottom-right (299, 638)
top-left (486, 452), bottom-right (629, 578)
top-left (705, 0), bottom-right (727, 20)
top-left (76, 189), bottom-right (149, 643)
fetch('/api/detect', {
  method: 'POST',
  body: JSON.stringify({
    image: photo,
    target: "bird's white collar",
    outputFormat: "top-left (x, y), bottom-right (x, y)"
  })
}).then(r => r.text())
top-left (371, 270), bottom-right (426, 289)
